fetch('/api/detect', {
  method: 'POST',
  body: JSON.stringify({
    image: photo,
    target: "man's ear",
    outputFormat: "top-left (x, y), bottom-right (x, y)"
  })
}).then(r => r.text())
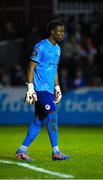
top-left (51, 30), bottom-right (54, 35)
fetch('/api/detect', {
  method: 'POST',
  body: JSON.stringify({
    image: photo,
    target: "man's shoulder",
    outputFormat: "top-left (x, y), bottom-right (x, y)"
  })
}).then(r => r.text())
top-left (34, 39), bottom-right (47, 50)
top-left (56, 44), bottom-right (61, 54)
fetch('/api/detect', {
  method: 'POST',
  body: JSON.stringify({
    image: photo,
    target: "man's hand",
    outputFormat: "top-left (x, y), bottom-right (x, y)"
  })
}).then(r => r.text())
top-left (54, 85), bottom-right (62, 104)
top-left (25, 83), bottom-right (37, 104)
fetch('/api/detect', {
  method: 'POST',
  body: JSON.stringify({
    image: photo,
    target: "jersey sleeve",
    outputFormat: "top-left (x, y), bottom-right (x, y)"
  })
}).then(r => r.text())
top-left (30, 44), bottom-right (43, 63)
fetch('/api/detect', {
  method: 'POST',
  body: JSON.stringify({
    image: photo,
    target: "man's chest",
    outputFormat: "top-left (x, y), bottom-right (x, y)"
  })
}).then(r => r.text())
top-left (43, 47), bottom-right (60, 64)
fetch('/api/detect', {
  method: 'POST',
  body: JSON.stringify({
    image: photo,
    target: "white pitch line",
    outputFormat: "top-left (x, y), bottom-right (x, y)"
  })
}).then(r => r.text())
top-left (0, 159), bottom-right (74, 179)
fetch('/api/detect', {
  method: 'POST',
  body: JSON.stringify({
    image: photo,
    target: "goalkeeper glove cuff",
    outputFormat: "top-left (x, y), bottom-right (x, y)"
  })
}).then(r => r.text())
top-left (55, 85), bottom-right (62, 104)
top-left (26, 82), bottom-right (34, 91)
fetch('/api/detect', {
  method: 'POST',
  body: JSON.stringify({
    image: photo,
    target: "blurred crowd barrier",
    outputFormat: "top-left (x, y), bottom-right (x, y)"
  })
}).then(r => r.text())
top-left (0, 87), bottom-right (103, 125)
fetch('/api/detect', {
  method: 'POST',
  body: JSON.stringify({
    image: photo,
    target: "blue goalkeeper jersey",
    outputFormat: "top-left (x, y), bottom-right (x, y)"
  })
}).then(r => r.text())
top-left (30, 39), bottom-right (61, 94)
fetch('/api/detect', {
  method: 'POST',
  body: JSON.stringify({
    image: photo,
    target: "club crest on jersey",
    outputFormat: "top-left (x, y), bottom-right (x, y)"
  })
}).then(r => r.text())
top-left (31, 48), bottom-right (39, 58)
top-left (45, 104), bottom-right (51, 110)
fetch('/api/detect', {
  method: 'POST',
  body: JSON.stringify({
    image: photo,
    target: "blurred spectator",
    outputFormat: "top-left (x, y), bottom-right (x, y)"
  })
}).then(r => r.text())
top-left (60, 68), bottom-right (72, 93)
top-left (80, 37), bottom-right (97, 57)
top-left (83, 55), bottom-right (98, 86)
top-left (62, 35), bottom-right (81, 60)
top-left (10, 64), bottom-right (25, 86)
top-left (4, 21), bottom-right (17, 40)
top-left (0, 65), bottom-right (11, 87)
top-left (73, 69), bottom-right (87, 89)
top-left (75, 22), bottom-right (82, 43)
top-left (95, 44), bottom-right (103, 80)
top-left (89, 75), bottom-right (102, 87)
top-left (2, 71), bottom-right (11, 86)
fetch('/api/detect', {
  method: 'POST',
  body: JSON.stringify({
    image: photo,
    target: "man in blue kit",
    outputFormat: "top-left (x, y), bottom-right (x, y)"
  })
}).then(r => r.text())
top-left (16, 19), bottom-right (70, 161)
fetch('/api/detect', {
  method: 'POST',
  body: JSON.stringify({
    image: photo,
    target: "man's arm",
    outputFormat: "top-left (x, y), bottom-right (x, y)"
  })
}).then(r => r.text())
top-left (25, 61), bottom-right (38, 104)
top-left (55, 73), bottom-right (59, 86)
top-left (27, 61), bottom-right (37, 83)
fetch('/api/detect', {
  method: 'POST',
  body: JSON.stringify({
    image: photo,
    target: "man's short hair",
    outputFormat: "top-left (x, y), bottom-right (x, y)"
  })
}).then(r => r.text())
top-left (47, 19), bottom-right (64, 35)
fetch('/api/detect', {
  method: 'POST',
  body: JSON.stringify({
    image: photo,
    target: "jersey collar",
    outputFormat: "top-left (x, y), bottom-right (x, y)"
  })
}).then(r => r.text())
top-left (46, 38), bottom-right (57, 47)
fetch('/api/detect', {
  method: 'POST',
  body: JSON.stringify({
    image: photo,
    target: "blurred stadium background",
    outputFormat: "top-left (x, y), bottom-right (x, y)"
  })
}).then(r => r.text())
top-left (0, 0), bottom-right (103, 179)
top-left (1, 0), bottom-right (103, 125)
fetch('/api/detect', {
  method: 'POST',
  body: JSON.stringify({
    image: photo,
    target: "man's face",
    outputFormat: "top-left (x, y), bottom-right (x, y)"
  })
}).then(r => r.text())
top-left (52, 25), bottom-right (64, 42)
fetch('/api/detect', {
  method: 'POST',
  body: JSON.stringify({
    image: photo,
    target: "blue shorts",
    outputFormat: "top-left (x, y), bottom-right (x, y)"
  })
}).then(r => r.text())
top-left (35, 91), bottom-right (56, 119)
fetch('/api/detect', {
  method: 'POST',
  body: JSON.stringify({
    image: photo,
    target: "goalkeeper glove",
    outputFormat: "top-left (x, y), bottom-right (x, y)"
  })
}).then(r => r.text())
top-left (54, 85), bottom-right (62, 104)
top-left (25, 83), bottom-right (37, 104)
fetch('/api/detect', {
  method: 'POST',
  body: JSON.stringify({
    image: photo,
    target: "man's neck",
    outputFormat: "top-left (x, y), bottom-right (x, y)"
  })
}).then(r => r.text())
top-left (48, 37), bottom-right (57, 45)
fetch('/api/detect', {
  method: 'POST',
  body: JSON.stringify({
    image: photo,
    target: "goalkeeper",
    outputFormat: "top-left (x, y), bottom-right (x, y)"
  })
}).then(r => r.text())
top-left (16, 19), bottom-right (70, 161)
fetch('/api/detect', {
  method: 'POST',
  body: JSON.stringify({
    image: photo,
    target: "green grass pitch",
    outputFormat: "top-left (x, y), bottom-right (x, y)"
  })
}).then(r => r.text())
top-left (0, 125), bottom-right (103, 179)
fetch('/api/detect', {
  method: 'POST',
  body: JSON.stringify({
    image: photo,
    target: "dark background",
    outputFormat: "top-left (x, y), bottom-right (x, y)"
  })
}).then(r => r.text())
top-left (0, 0), bottom-right (103, 92)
